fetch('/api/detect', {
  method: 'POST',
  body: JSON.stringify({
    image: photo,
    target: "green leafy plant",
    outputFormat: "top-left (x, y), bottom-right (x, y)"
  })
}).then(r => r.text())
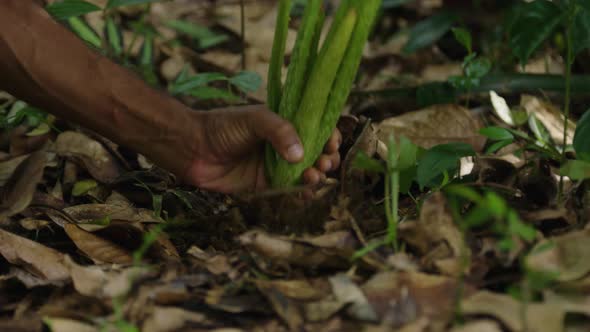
top-left (265, 0), bottom-right (382, 188)
top-left (561, 109), bottom-right (590, 179)
top-left (352, 136), bottom-right (418, 256)
top-left (448, 27), bottom-right (492, 95)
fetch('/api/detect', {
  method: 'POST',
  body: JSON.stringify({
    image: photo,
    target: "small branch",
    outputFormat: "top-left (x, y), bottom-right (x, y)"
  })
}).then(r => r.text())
top-left (352, 73), bottom-right (590, 102)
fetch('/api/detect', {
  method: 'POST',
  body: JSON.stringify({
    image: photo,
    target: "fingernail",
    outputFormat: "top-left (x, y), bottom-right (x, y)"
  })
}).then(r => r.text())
top-left (287, 144), bottom-right (304, 161)
top-left (324, 160), bottom-right (332, 171)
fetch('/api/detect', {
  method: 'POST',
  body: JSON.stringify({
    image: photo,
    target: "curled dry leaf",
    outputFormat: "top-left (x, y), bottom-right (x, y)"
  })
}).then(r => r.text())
top-left (375, 104), bottom-right (486, 156)
top-left (0, 229), bottom-right (69, 286)
top-left (399, 192), bottom-right (468, 277)
top-left (0, 154), bottom-right (28, 186)
top-left (237, 230), bottom-right (357, 269)
top-left (54, 131), bottom-right (121, 183)
top-left (65, 256), bottom-right (153, 299)
top-left (525, 229), bottom-right (590, 282)
top-left (64, 224), bottom-right (133, 264)
top-left (0, 151), bottom-right (46, 219)
top-left (47, 203), bottom-right (160, 230)
top-left (461, 291), bottom-right (564, 332)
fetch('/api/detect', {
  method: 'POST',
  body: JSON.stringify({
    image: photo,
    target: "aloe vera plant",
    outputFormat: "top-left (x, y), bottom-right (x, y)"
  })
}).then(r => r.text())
top-left (266, 0), bottom-right (382, 188)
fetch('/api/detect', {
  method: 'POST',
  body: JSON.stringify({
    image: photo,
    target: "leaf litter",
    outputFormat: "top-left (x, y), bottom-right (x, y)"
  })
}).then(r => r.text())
top-left (1, 1), bottom-right (590, 332)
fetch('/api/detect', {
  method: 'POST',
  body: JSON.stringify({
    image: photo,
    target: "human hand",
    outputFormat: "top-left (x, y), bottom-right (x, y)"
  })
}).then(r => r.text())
top-left (183, 105), bottom-right (341, 194)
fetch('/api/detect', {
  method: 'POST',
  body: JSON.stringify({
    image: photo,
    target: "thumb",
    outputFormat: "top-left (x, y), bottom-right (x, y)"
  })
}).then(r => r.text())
top-left (249, 109), bottom-right (304, 163)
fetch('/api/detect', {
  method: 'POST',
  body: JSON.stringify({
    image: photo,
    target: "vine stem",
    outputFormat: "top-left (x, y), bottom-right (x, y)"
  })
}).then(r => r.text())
top-left (559, 5), bottom-right (575, 204)
top-left (240, 0), bottom-right (246, 70)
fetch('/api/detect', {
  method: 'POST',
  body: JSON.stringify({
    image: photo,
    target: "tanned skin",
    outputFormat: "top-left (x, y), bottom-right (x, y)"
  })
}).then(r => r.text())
top-left (0, 0), bottom-right (341, 193)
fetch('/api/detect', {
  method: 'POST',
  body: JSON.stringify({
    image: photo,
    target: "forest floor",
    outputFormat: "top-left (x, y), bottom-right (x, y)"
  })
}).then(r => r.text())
top-left (1, 0), bottom-right (590, 331)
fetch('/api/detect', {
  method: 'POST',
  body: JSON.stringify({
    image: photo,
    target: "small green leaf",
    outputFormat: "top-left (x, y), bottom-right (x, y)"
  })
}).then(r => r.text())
top-left (352, 151), bottom-right (385, 173)
top-left (68, 17), bottom-right (102, 48)
top-left (397, 136), bottom-right (418, 171)
top-left (465, 57), bottom-right (491, 79)
top-left (509, 0), bottom-right (564, 66)
top-left (480, 126), bottom-right (514, 141)
top-left (189, 87), bottom-right (242, 102)
top-left (451, 27), bottom-right (472, 53)
top-left (403, 11), bottom-right (458, 54)
top-left (165, 20), bottom-right (228, 49)
top-left (72, 179), bottom-right (98, 196)
top-left (169, 73), bottom-right (228, 95)
top-left (486, 139), bottom-right (513, 154)
top-left (528, 113), bottom-right (554, 147)
top-left (507, 210), bottom-right (536, 242)
top-left (105, 17), bottom-right (123, 57)
top-left (106, 0), bottom-right (160, 9)
top-left (46, 0), bottom-right (101, 20)
top-left (560, 159), bottom-right (590, 180)
top-left (416, 143), bottom-right (475, 188)
top-left (573, 109), bottom-right (590, 161)
top-left (229, 71), bottom-right (263, 93)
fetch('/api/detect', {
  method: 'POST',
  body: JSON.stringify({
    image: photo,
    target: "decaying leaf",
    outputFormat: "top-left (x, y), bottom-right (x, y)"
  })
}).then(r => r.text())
top-left (399, 192), bottom-right (468, 277)
top-left (238, 230), bottom-right (357, 269)
top-left (375, 104), bottom-right (486, 155)
top-left (362, 271), bottom-right (459, 327)
top-left (47, 203), bottom-right (159, 230)
top-left (0, 151), bottom-right (46, 219)
top-left (142, 306), bottom-right (213, 332)
top-left (526, 229), bottom-right (590, 282)
top-left (64, 224), bottom-right (133, 264)
top-left (65, 256), bottom-right (153, 299)
top-left (461, 291), bottom-right (565, 332)
top-left (0, 229), bottom-right (69, 286)
top-left (54, 131), bottom-right (121, 183)
top-left (0, 154), bottom-right (28, 186)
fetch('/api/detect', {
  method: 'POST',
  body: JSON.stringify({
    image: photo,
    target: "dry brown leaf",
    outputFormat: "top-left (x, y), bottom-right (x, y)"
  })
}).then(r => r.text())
top-left (526, 229), bottom-right (590, 282)
top-left (54, 131), bottom-right (121, 183)
top-left (330, 273), bottom-right (379, 322)
top-left (142, 306), bottom-right (213, 332)
top-left (64, 224), bottom-right (133, 264)
top-left (65, 256), bottom-right (155, 299)
top-left (0, 154), bottom-right (28, 186)
top-left (47, 203), bottom-right (159, 230)
top-left (0, 228), bottom-right (69, 286)
top-left (0, 151), bottom-right (46, 219)
top-left (375, 104), bottom-right (486, 155)
top-left (238, 230), bottom-right (357, 269)
top-left (255, 279), bottom-right (330, 302)
top-left (362, 271), bottom-right (459, 327)
top-left (461, 291), bottom-right (564, 332)
top-left (399, 192), bottom-right (468, 277)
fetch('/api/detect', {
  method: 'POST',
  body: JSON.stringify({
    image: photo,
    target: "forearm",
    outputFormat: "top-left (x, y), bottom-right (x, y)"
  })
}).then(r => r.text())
top-left (0, 0), bottom-right (202, 178)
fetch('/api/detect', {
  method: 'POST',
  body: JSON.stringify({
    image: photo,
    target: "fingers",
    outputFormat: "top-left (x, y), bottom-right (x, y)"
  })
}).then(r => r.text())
top-left (248, 109), bottom-right (304, 163)
top-left (303, 167), bottom-right (325, 186)
top-left (324, 129), bottom-right (342, 154)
